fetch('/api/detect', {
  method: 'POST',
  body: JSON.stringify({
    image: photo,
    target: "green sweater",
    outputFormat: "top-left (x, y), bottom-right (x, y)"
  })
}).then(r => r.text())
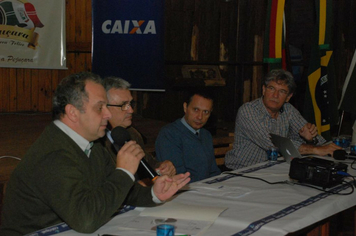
top-left (0, 122), bottom-right (155, 236)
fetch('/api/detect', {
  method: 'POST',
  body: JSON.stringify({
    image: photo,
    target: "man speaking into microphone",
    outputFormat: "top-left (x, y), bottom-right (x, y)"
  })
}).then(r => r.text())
top-left (0, 72), bottom-right (190, 236)
top-left (102, 76), bottom-right (176, 184)
top-left (110, 126), bottom-right (160, 182)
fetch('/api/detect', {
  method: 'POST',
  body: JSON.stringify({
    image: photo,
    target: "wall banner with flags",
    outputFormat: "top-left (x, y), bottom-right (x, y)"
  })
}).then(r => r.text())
top-left (0, 0), bottom-right (66, 69)
top-left (92, 0), bottom-right (165, 91)
top-left (263, 0), bottom-right (287, 70)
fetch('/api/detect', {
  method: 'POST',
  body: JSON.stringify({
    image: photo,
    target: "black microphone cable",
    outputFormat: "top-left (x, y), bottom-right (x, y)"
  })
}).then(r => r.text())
top-left (111, 126), bottom-right (159, 181)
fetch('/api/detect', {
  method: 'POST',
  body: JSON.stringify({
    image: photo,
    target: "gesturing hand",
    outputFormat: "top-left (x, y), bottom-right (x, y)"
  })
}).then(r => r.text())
top-left (152, 172), bottom-right (190, 201)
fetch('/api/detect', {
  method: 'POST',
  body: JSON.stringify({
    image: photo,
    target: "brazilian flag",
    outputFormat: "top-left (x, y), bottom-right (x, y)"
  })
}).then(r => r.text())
top-left (303, 0), bottom-right (338, 141)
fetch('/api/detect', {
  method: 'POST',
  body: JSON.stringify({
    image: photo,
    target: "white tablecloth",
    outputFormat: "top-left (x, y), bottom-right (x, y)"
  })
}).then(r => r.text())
top-left (35, 158), bottom-right (356, 236)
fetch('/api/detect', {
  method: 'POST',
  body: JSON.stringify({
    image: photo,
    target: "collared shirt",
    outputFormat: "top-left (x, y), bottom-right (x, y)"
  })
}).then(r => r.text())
top-left (54, 121), bottom-right (161, 203)
top-left (106, 129), bottom-right (114, 143)
top-left (181, 117), bottom-right (200, 135)
top-left (225, 98), bottom-right (326, 170)
top-left (54, 120), bottom-right (92, 157)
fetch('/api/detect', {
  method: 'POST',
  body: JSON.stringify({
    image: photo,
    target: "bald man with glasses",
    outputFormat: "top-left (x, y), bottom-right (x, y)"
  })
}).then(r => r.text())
top-left (225, 69), bottom-right (340, 170)
top-left (102, 77), bottom-right (176, 184)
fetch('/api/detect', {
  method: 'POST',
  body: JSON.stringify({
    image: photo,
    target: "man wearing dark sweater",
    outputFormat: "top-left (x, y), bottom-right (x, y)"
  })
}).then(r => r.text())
top-left (155, 91), bottom-right (221, 183)
top-left (0, 72), bottom-right (190, 236)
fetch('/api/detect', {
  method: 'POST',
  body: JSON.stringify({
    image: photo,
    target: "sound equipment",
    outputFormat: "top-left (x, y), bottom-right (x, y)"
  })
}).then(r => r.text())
top-left (289, 157), bottom-right (348, 188)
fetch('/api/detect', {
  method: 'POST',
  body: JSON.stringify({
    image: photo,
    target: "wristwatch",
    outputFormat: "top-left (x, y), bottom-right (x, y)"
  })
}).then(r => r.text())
top-left (307, 137), bottom-right (318, 145)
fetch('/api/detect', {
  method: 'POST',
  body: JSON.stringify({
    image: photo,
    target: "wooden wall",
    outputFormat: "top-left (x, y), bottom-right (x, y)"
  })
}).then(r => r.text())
top-left (144, 0), bottom-right (268, 123)
top-left (0, 0), bottom-right (355, 124)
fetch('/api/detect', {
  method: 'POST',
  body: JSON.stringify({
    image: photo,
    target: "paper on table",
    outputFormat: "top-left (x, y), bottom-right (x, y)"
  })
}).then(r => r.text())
top-left (189, 184), bottom-right (251, 198)
top-left (140, 201), bottom-right (227, 222)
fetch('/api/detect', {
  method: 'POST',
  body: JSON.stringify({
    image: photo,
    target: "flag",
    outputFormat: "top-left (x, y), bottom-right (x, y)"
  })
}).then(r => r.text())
top-left (303, 0), bottom-right (338, 141)
top-left (339, 50), bottom-right (356, 115)
top-left (0, 1), bottom-right (21, 26)
top-left (24, 2), bottom-right (44, 28)
top-left (0, 0), bottom-right (43, 29)
top-left (263, 0), bottom-right (287, 70)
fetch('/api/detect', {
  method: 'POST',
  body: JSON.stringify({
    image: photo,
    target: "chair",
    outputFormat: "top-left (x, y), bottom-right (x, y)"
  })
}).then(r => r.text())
top-left (213, 133), bottom-right (234, 170)
top-left (0, 156), bottom-right (21, 225)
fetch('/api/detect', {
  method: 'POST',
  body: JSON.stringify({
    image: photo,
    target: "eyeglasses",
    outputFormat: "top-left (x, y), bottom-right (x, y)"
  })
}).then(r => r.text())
top-left (107, 101), bottom-right (136, 111)
top-left (265, 86), bottom-right (289, 96)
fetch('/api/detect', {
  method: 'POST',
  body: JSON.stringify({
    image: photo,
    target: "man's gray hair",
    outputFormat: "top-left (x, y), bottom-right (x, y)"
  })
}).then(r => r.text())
top-left (102, 76), bottom-right (131, 91)
top-left (263, 69), bottom-right (296, 94)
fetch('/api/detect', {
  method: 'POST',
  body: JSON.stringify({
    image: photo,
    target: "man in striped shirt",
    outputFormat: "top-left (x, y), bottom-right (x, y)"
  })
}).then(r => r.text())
top-left (225, 69), bottom-right (340, 170)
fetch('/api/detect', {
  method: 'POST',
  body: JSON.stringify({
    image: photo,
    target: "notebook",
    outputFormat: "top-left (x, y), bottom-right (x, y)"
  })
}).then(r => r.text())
top-left (269, 133), bottom-right (303, 164)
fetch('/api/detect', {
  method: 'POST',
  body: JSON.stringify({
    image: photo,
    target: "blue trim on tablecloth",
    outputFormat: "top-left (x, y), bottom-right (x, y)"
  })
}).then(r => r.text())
top-left (25, 205), bottom-right (136, 236)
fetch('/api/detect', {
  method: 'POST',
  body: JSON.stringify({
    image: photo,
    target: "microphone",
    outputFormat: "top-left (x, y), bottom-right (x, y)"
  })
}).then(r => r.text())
top-left (111, 126), bottom-right (159, 181)
top-left (279, 105), bottom-right (284, 113)
top-left (333, 149), bottom-right (356, 161)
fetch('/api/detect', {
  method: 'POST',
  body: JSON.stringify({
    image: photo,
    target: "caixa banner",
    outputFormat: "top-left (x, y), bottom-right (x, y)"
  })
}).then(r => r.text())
top-left (92, 0), bottom-right (165, 91)
top-left (0, 0), bottom-right (66, 69)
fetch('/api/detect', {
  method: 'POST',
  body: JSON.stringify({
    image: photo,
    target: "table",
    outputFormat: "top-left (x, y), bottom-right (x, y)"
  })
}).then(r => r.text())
top-left (28, 158), bottom-right (356, 236)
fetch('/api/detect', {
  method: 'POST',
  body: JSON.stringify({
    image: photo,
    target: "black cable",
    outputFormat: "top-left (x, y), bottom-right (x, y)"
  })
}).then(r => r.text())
top-left (337, 171), bottom-right (356, 188)
top-left (293, 181), bottom-right (354, 195)
top-left (238, 174), bottom-right (288, 185)
top-left (225, 172), bottom-right (354, 195)
top-left (350, 159), bottom-right (356, 170)
top-left (226, 172), bottom-right (289, 185)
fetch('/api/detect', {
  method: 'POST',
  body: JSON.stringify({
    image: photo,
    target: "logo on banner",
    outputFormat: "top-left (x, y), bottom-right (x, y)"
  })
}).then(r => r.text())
top-left (0, 0), bottom-right (44, 49)
top-left (102, 20), bottom-right (156, 34)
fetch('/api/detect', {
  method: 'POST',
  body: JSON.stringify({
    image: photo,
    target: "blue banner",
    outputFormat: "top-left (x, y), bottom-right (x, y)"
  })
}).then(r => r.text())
top-left (92, 0), bottom-right (165, 91)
